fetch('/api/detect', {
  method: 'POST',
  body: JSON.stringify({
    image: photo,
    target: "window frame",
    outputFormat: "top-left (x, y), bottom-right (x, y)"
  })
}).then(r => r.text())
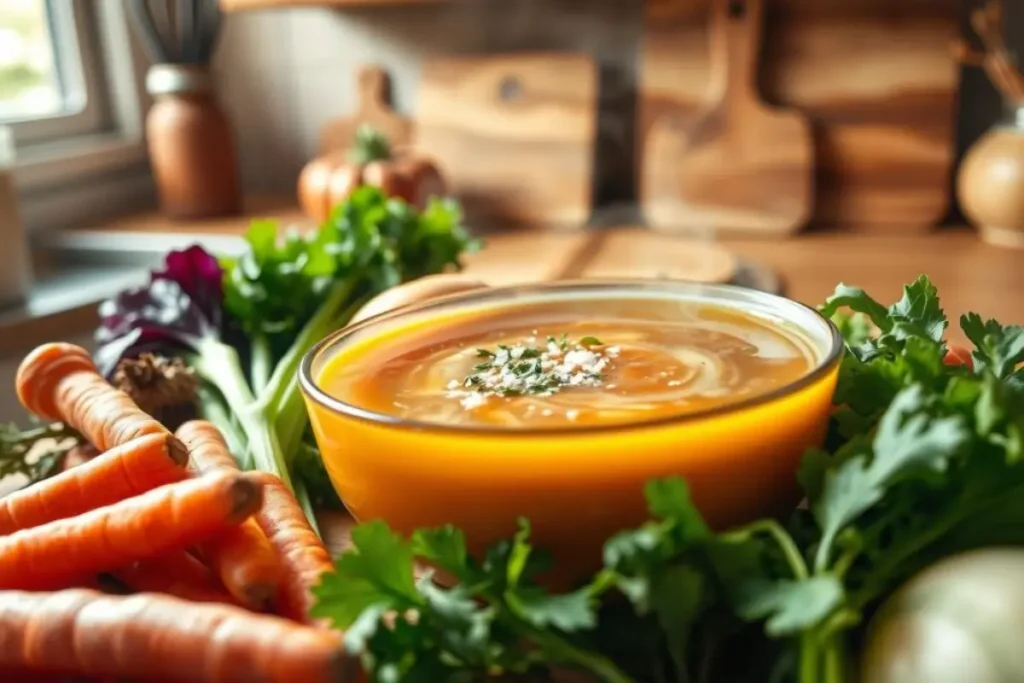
top-left (3, 0), bottom-right (112, 145)
top-left (7, 1), bottom-right (151, 232)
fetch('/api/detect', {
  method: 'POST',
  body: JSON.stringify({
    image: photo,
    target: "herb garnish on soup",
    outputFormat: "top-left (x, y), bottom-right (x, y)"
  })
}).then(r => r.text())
top-left (450, 334), bottom-right (616, 405)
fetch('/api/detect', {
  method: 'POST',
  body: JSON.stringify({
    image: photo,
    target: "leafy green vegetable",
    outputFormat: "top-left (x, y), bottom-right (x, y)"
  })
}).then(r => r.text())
top-left (828, 311), bottom-right (874, 348)
top-left (960, 312), bottom-right (1024, 379)
top-left (349, 124), bottom-right (393, 165)
top-left (315, 274), bottom-right (1024, 683)
top-left (221, 220), bottom-right (335, 339)
top-left (219, 187), bottom-right (474, 517)
top-left (0, 420), bottom-right (82, 484)
top-left (756, 276), bottom-right (1024, 683)
top-left (734, 576), bottom-right (843, 637)
top-left (812, 385), bottom-right (969, 570)
top-left (314, 518), bottom-right (629, 683)
top-left (819, 276), bottom-right (964, 444)
top-left (820, 276), bottom-right (947, 345)
top-left (97, 186), bottom-right (478, 529)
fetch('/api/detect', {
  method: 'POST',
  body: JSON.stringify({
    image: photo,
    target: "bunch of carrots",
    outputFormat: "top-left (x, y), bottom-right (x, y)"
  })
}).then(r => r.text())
top-left (0, 342), bottom-right (355, 683)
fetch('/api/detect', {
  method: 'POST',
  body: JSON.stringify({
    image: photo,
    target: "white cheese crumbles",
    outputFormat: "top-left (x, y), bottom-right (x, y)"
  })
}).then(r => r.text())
top-left (445, 335), bottom-right (620, 410)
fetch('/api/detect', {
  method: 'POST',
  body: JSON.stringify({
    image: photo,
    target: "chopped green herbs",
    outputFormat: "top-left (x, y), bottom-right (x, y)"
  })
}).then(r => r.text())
top-left (447, 336), bottom-right (621, 406)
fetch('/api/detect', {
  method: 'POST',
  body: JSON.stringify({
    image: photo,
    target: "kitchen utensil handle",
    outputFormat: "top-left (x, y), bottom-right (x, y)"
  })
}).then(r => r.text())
top-left (150, 0), bottom-right (179, 63)
top-left (197, 0), bottom-right (224, 64)
top-left (178, 0), bottom-right (196, 64)
top-left (127, 0), bottom-right (169, 64)
top-left (709, 0), bottom-right (765, 107)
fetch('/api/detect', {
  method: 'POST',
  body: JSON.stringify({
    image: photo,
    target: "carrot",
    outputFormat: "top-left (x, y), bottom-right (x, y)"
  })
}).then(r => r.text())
top-left (0, 471), bottom-right (262, 590)
top-left (176, 421), bottom-right (283, 611)
top-left (0, 433), bottom-right (188, 535)
top-left (61, 443), bottom-right (99, 472)
top-left (177, 420), bottom-right (242, 474)
top-left (251, 472), bottom-right (335, 624)
top-left (0, 589), bottom-right (357, 683)
top-left (944, 343), bottom-right (974, 370)
top-left (113, 551), bottom-right (238, 606)
top-left (16, 343), bottom-right (169, 451)
top-left (195, 522), bottom-right (283, 611)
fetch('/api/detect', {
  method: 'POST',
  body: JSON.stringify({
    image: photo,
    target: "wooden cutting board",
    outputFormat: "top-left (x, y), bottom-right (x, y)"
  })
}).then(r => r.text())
top-left (415, 53), bottom-right (598, 230)
top-left (458, 229), bottom-right (738, 285)
top-left (643, 0), bottom-right (813, 236)
top-left (638, 0), bottom-right (961, 231)
top-left (320, 65), bottom-right (413, 155)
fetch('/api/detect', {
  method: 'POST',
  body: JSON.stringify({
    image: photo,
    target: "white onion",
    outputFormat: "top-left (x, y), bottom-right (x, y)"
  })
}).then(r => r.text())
top-left (862, 549), bottom-right (1024, 683)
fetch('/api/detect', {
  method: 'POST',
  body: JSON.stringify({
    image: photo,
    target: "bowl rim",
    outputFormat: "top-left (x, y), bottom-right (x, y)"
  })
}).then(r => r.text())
top-left (298, 279), bottom-right (844, 437)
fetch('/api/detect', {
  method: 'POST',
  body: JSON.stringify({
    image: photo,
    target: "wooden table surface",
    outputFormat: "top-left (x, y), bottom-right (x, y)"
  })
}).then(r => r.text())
top-left (460, 227), bottom-right (1023, 343)
top-left (726, 229), bottom-right (1022, 338)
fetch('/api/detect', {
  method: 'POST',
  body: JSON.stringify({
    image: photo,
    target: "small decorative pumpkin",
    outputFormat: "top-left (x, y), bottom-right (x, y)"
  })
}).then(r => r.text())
top-left (297, 125), bottom-right (446, 222)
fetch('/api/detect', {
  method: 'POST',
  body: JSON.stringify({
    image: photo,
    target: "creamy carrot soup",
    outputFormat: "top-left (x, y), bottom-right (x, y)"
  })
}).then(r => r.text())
top-left (317, 298), bottom-right (818, 428)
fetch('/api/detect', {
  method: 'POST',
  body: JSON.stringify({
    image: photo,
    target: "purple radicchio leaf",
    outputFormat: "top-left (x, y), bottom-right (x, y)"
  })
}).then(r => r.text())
top-left (153, 244), bottom-right (224, 330)
top-left (94, 245), bottom-right (225, 378)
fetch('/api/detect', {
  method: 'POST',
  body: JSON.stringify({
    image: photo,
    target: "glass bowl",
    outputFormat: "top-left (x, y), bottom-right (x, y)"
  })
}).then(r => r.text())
top-left (300, 280), bottom-right (843, 583)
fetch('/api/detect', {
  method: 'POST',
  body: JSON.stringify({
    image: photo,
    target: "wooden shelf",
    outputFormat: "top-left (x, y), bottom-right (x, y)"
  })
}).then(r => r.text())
top-left (220, 0), bottom-right (440, 11)
top-left (72, 196), bottom-right (307, 235)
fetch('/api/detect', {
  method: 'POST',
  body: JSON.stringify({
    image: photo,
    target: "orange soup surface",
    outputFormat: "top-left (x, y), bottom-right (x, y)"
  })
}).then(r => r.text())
top-left (319, 299), bottom-right (819, 428)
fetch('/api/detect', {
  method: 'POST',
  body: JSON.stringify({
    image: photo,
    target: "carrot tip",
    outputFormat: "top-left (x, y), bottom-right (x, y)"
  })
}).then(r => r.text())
top-left (167, 435), bottom-right (190, 467)
top-left (243, 585), bottom-right (278, 613)
top-left (16, 343), bottom-right (96, 420)
top-left (228, 477), bottom-right (262, 521)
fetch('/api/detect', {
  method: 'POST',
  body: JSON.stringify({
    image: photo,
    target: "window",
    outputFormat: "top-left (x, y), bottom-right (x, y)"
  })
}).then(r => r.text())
top-left (0, 0), bottom-right (110, 146)
top-left (0, 1), bottom-right (148, 233)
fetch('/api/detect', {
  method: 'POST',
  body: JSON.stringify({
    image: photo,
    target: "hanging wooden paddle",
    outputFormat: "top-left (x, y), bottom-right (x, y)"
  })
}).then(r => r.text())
top-left (643, 0), bottom-right (813, 237)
